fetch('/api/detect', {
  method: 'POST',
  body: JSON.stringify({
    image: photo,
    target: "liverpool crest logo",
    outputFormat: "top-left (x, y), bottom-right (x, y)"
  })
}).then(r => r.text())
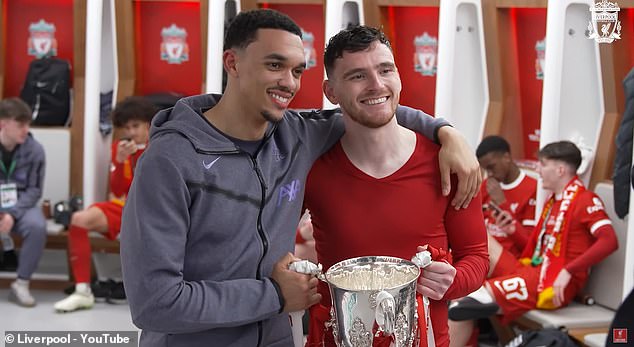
top-left (414, 33), bottom-right (437, 77)
top-left (587, 0), bottom-right (621, 43)
top-left (535, 38), bottom-right (545, 80)
top-left (28, 19), bottom-right (57, 58)
top-left (160, 24), bottom-right (189, 64)
top-left (301, 29), bottom-right (317, 70)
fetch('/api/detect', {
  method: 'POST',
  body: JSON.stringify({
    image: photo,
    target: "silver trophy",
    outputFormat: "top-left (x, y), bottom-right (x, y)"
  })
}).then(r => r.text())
top-left (323, 256), bottom-right (421, 347)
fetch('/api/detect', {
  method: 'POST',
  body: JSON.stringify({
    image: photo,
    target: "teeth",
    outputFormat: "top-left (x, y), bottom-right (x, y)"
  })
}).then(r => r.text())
top-left (365, 97), bottom-right (387, 105)
top-left (270, 93), bottom-right (289, 103)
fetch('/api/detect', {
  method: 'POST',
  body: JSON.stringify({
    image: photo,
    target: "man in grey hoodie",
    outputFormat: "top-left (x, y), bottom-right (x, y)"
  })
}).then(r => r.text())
top-left (121, 9), bottom-right (480, 347)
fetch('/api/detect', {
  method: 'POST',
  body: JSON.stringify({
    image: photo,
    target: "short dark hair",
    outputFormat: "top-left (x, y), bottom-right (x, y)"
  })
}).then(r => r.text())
top-left (223, 9), bottom-right (302, 51)
top-left (111, 96), bottom-right (157, 128)
top-left (476, 135), bottom-right (511, 159)
top-left (324, 25), bottom-right (392, 78)
top-left (538, 141), bottom-right (582, 171)
top-left (0, 98), bottom-right (32, 123)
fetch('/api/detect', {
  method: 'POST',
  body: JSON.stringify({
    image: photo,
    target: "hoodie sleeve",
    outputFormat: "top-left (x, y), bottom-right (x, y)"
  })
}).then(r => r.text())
top-left (9, 140), bottom-right (45, 220)
top-left (120, 146), bottom-right (283, 333)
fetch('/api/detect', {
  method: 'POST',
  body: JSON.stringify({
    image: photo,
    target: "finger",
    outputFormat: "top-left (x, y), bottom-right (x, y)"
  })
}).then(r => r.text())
top-left (461, 170), bottom-right (478, 209)
top-left (416, 284), bottom-right (443, 300)
top-left (452, 173), bottom-right (469, 209)
top-left (440, 160), bottom-right (451, 197)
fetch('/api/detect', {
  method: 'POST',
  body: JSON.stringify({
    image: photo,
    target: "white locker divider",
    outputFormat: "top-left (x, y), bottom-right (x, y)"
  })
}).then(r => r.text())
top-left (536, 0), bottom-right (604, 214)
top-left (323, 0), bottom-right (364, 109)
top-left (435, 0), bottom-right (489, 150)
top-left (206, 0), bottom-right (240, 94)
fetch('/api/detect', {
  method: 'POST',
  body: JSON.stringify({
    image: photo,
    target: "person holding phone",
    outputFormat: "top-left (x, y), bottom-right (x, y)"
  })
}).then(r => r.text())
top-left (476, 136), bottom-right (537, 258)
top-left (54, 96), bottom-right (157, 313)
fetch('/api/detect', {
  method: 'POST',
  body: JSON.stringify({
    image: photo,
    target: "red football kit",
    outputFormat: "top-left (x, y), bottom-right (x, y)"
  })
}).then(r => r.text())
top-left (68, 140), bottom-right (145, 283)
top-left (488, 178), bottom-right (617, 323)
top-left (304, 133), bottom-right (489, 347)
top-left (482, 171), bottom-right (537, 257)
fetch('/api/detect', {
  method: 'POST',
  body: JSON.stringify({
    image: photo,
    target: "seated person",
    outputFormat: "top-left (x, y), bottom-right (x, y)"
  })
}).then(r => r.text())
top-left (0, 97), bottom-right (47, 307)
top-left (476, 135), bottom-right (537, 259)
top-left (448, 141), bottom-right (619, 347)
top-left (54, 96), bottom-right (157, 313)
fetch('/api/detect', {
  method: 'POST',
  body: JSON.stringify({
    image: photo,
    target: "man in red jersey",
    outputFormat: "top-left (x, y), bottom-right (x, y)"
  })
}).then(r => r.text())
top-left (54, 97), bottom-right (157, 313)
top-left (477, 135), bottom-right (537, 259)
top-left (302, 26), bottom-right (489, 347)
top-left (448, 141), bottom-right (618, 346)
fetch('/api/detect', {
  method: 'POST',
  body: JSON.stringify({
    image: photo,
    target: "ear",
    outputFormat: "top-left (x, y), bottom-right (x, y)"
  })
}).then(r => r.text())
top-left (322, 80), bottom-right (339, 105)
top-left (556, 163), bottom-right (566, 177)
top-left (223, 49), bottom-right (239, 78)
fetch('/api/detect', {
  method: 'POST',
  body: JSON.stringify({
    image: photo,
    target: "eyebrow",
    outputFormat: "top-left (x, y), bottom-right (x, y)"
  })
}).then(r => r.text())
top-left (342, 62), bottom-right (396, 79)
top-left (263, 53), bottom-right (307, 69)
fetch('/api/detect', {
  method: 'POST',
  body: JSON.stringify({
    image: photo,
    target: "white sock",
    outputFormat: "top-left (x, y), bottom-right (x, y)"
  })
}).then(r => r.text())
top-left (76, 283), bottom-right (92, 295)
top-left (467, 286), bottom-right (493, 304)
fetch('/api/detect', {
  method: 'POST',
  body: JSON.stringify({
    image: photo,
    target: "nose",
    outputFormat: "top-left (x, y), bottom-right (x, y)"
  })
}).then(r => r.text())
top-left (366, 71), bottom-right (385, 91)
top-left (278, 69), bottom-right (298, 93)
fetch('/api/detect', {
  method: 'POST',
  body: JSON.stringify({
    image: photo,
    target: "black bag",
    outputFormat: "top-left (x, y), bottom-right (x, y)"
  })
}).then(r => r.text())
top-left (504, 328), bottom-right (577, 347)
top-left (19, 57), bottom-right (71, 126)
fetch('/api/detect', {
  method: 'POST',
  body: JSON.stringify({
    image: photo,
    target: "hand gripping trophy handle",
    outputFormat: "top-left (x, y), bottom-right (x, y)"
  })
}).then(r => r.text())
top-left (288, 260), bottom-right (323, 347)
top-left (412, 250), bottom-right (436, 347)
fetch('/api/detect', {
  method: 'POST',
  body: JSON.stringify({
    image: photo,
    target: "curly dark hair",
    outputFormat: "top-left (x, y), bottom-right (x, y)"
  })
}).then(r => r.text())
top-left (476, 135), bottom-right (511, 159)
top-left (324, 25), bottom-right (392, 78)
top-left (111, 96), bottom-right (157, 128)
top-left (223, 9), bottom-right (302, 51)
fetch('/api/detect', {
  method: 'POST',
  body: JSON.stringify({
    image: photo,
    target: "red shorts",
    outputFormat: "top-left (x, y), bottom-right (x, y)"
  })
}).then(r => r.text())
top-left (92, 201), bottom-right (123, 241)
top-left (486, 249), bottom-right (579, 323)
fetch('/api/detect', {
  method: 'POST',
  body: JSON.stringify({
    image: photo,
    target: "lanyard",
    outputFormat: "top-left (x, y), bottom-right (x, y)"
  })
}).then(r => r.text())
top-left (0, 159), bottom-right (17, 180)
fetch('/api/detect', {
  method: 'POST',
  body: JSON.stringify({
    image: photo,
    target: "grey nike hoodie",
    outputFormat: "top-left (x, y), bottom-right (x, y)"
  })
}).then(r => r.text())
top-left (120, 94), bottom-right (447, 347)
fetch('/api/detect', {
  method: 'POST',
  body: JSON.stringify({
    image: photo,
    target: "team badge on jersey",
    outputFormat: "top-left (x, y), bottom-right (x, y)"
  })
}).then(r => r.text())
top-left (160, 24), bottom-right (189, 64)
top-left (414, 32), bottom-right (437, 77)
top-left (28, 19), bottom-right (57, 58)
top-left (301, 29), bottom-right (317, 70)
top-left (535, 38), bottom-right (545, 80)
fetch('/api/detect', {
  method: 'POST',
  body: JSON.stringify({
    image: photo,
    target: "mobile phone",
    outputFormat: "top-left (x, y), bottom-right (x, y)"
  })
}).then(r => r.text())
top-left (484, 201), bottom-right (503, 214)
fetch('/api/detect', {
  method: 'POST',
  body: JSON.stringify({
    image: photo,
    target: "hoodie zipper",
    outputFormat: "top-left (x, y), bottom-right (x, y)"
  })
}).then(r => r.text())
top-left (195, 124), bottom-right (277, 347)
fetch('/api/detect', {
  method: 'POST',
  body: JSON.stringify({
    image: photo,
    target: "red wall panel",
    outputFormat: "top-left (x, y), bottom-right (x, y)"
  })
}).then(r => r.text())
top-left (262, 3), bottom-right (324, 109)
top-left (513, 8), bottom-right (547, 160)
top-left (3, 0), bottom-right (74, 97)
top-left (386, 6), bottom-right (439, 115)
top-left (134, 1), bottom-right (202, 96)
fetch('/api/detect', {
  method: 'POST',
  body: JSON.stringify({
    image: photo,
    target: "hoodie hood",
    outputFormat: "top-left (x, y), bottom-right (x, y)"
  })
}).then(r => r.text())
top-left (150, 94), bottom-right (238, 153)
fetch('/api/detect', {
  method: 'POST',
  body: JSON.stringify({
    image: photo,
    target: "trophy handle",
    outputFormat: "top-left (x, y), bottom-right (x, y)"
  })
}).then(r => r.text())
top-left (375, 290), bottom-right (396, 335)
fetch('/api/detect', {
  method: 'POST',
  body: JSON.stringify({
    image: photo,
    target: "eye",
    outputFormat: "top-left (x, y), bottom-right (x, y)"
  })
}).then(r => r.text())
top-left (293, 68), bottom-right (305, 78)
top-left (268, 62), bottom-right (281, 70)
top-left (349, 73), bottom-right (364, 80)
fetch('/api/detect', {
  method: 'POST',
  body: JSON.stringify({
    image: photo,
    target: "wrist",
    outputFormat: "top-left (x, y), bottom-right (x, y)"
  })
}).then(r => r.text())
top-left (435, 124), bottom-right (454, 145)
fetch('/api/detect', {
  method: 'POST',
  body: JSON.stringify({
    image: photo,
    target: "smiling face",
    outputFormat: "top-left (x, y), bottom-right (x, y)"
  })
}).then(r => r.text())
top-left (229, 28), bottom-right (306, 123)
top-left (323, 41), bottom-right (402, 128)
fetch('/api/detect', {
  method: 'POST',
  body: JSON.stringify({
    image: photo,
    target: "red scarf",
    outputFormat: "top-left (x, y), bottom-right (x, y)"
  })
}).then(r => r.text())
top-left (521, 177), bottom-right (584, 309)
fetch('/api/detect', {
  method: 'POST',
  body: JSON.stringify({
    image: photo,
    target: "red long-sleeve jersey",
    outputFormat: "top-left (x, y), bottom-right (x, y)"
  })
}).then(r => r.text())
top-left (109, 140), bottom-right (145, 198)
top-left (304, 133), bottom-right (489, 347)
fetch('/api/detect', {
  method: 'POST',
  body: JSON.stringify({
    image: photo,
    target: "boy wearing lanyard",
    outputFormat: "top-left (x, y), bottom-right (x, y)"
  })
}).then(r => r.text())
top-left (0, 97), bottom-right (47, 307)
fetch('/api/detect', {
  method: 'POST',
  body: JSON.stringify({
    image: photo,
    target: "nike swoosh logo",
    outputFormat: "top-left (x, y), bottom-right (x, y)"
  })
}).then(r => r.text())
top-left (36, 82), bottom-right (48, 88)
top-left (203, 157), bottom-right (221, 170)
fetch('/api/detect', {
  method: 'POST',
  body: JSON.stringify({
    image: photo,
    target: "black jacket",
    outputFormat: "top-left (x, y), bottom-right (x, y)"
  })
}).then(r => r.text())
top-left (613, 67), bottom-right (634, 218)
